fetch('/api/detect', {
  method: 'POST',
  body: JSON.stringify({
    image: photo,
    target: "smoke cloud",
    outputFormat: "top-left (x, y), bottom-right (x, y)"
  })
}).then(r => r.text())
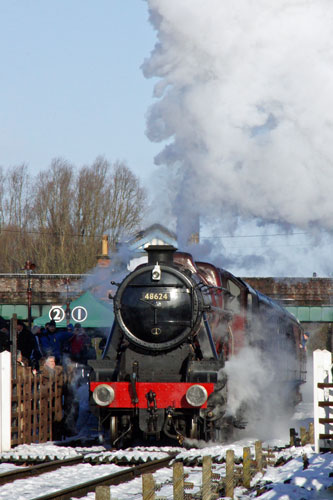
top-left (143, 1), bottom-right (333, 275)
top-left (223, 343), bottom-right (294, 440)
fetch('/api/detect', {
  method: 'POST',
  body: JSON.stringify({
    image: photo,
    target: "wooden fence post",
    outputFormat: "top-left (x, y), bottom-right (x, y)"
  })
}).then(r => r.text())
top-left (242, 447), bottom-right (251, 489)
top-left (142, 473), bottom-right (155, 500)
top-left (300, 426), bottom-right (307, 446)
top-left (289, 428), bottom-right (296, 447)
top-left (95, 485), bottom-right (111, 500)
top-left (308, 422), bottom-right (314, 444)
top-left (255, 441), bottom-right (263, 472)
top-left (202, 455), bottom-right (212, 500)
top-left (225, 449), bottom-right (234, 499)
top-left (173, 462), bottom-right (184, 500)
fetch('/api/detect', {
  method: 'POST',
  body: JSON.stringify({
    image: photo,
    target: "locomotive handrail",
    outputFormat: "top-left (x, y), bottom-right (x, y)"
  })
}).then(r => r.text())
top-left (202, 312), bottom-right (219, 360)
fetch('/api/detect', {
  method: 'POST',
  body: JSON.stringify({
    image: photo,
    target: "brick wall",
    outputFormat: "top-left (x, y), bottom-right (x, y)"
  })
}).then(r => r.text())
top-left (0, 275), bottom-right (84, 306)
top-left (244, 277), bottom-right (333, 306)
top-left (0, 274), bottom-right (332, 308)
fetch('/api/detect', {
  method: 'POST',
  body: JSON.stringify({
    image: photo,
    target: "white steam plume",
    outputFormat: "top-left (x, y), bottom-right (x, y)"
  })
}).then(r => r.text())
top-left (143, 1), bottom-right (333, 272)
top-left (223, 342), bottom-right (299, 440)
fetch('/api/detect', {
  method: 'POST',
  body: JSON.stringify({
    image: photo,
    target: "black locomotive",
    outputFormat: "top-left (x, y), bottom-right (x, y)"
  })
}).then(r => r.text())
top-left (89, 245), bottom-right (306, 446)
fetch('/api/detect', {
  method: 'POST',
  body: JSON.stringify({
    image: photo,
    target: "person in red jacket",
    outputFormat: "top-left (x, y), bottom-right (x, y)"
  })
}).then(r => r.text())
top-left (68, 323), bottom-right (90, 364)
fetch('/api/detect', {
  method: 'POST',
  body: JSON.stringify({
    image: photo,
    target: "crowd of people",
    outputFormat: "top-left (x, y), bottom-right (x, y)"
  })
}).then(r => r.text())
top-left (0, 317), bottom-right (96, 371)
top-left (0, 316), bottom-right (99, 437)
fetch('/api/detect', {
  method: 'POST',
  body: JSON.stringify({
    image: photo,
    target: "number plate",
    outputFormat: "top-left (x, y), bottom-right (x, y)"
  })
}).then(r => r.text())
top-left (142, 291), bottom-right (170, 301)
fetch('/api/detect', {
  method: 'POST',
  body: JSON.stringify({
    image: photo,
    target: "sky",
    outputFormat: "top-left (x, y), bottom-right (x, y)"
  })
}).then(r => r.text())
top-left (0, 0), bottom-right (159, 184)
top-left (2, 1), bottom-right (333, 277)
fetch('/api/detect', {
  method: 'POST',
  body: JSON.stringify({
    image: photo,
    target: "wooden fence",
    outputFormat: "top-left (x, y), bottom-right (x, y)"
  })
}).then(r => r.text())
top-left (313, 349), bottom-right (333, 452)
top-left (95, 442), bottom-right (276, 500)
top-left (11, 365), bottom-right (64, 446)
top-left (0, 312), bottom-right (65, 450)
top-left (94, 430), bottom-right (315, 500)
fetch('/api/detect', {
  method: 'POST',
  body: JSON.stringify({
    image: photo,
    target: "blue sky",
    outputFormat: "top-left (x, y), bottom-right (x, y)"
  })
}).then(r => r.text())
top-left (0, 0), bottom-right (160, 184)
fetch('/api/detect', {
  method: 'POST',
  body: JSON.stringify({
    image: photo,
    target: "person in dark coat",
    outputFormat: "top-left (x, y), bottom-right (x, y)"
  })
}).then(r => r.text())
top-left (0, 326), bottom-right (10, 352)
top-left (0, 316), bottom-right (10, 353)
top-left (17, 320), bottom-right (37, 364)
top-left (38, 320), bottom-right (72, 364)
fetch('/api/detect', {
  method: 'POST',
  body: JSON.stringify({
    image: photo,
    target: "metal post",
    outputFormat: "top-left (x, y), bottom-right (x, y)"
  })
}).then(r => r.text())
top-left (23, 261), bottom-right (36, 330)
top-left (10, 314), bottom-right (17, 379)
top-left (65, 278), bottom-right (71, 325)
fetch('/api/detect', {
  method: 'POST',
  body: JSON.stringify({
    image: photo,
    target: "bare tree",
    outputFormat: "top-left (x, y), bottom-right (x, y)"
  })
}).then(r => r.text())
top-left (0, 158), bottom-right (146, 273)
top-left (31, 159), bottom-right (75, 272)
top-left (0, 165), bottom-right (34, 271)
top-left (106, 161), bottom-right (146, 249)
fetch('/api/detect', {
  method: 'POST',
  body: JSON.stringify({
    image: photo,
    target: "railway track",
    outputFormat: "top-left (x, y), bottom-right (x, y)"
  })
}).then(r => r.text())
top-left (0, 455), bottom-right (86, 486)
top-left (28, 453), bottom-right (177, 500)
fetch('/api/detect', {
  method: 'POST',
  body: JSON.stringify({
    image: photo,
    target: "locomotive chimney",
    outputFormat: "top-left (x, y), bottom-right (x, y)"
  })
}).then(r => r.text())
top-left (145, 245), bottom-right (177, 265)
top-left (97, 235), bottom-right (111, 267)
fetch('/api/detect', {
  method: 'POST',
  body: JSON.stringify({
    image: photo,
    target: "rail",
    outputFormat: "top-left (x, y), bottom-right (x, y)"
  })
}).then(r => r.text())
top-left (0, 456), bottom-right (84, 485)
top-left (30, 453), bottom-right (177, 500)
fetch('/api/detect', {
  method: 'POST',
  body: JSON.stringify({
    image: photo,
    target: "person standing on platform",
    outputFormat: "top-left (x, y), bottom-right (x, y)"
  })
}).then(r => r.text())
top-left (38, 320), bottom-right (72, 364)
top-left (68, 323), bottom-right (91, 364)
top-left (17, 320), bottom-right (36, 365)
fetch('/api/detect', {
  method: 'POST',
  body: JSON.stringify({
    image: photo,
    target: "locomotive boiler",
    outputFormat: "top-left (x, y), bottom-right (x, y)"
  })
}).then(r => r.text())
top-left (89, 245), bottom-right (306, 446)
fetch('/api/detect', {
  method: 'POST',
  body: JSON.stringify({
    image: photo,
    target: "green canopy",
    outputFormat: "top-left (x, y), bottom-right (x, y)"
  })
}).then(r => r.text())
top-left (33, 291), bottom-right (114, 329)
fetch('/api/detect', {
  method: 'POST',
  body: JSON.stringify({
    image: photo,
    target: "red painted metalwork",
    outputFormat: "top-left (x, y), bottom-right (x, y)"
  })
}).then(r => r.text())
top-left (90, 381), bottom-right (215, 409)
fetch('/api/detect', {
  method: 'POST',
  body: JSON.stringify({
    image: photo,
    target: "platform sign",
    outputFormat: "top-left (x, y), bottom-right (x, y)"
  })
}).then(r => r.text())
top-left (71, 306), bottom-right (88, 323)
top-left (49, 306), bottom-right (65, 323)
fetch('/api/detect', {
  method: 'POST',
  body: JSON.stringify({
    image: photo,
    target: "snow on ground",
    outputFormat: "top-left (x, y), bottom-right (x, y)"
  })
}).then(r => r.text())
top-left (0, 392), bottom-right (331, 499)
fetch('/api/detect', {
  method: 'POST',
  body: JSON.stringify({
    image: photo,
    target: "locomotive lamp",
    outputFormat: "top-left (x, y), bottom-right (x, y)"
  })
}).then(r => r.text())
top-left (186, 385), bottom-right (208, 407)
top-left (152, 262), bottom-right (161, 280)
top-left (93, 384), bottom-right (115, 406)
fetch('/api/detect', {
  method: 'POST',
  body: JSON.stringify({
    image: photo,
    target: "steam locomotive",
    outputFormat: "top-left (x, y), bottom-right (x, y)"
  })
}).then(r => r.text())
top-left (89, 245), bottom-right (306, 446)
